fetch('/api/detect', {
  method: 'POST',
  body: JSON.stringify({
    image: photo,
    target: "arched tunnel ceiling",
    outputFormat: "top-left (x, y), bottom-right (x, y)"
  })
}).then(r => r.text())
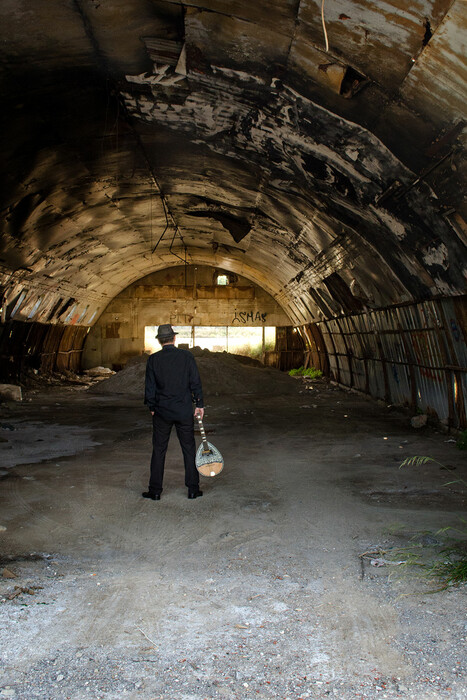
top-left (0, 0), bottom-right (466, 325)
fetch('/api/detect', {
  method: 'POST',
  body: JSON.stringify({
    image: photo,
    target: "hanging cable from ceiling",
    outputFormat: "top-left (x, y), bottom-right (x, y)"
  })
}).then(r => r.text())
top-left (321, 0), bottom-right (329, 53)
top-left (148, 179), bottom-right (188, 265)
top-left (122, 112), bottom-right (189, 266)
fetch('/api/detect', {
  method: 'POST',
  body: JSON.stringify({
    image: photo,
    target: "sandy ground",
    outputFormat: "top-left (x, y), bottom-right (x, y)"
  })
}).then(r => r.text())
top-left (0, 375), bottom-right (466, 700)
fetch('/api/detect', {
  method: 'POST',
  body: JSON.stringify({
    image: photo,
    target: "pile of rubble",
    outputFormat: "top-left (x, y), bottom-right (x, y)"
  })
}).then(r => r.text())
top-left (89, 348), bottom-right (297, 398)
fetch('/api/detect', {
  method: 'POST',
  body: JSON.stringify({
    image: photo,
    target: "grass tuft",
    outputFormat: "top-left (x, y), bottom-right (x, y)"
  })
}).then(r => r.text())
top-left (399, 455), bottom-right (442, 469)
top-left (392, 457), bottom-right (466, 591)
top-left (429, 556), bottom-right (467, 587)
top-left (386, 533), bottom-right (467, 592)
top-left (288, 366), bottom-right (323, 379)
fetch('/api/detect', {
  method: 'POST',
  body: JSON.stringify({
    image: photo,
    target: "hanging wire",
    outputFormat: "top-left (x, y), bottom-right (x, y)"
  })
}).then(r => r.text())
top-left (149, 176), bottom-right (153, 252)
top-left (150, 183), bottom-right (187, 264)
top-left (321, 0), bottom-right (329, 53)
top-left (114, 97), bottom-right (120, 193)
top-left (120, 106), bottom-right (189, 264)
top-left (151, 196), bottom-right (169, 254)
top-left (168, 223), bottom-right (189, 264)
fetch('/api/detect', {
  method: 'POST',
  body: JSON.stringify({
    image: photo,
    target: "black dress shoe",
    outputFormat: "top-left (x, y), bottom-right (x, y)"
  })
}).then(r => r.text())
top-left (142, 491), bottom-right (161, 500)
top-left (187, 489), bottom-right (203, 499)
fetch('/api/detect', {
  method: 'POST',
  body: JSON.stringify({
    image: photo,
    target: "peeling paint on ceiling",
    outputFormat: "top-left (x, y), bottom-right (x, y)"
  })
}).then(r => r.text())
top-left (0, 0), bottom-right (465, 326)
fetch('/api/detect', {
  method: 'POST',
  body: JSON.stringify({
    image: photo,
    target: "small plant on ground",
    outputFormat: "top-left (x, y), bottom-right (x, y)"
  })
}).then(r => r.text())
top-left (428, 547), bottom-right (467, 587)
top-left (391, 456), bottom-right (467, 591)
top-left (288, 366), bottom-right (323, 379)
top-left (399, 455), bottom-right (444, 469)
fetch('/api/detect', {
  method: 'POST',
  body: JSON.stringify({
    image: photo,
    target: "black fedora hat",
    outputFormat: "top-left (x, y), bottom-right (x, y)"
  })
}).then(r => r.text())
top-left (156, 324), bottom-right (178, 340)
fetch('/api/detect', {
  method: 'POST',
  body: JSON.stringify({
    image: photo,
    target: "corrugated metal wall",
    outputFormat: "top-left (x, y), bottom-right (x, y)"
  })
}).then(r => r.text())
top-left (2, 296), bottom-right (466, 431)
top-left (0, 320), bottom-right (89, 384)
top-left (264, 326), bottom-right (305, 371)
top-left (311, 296), bottom-right (467, 429)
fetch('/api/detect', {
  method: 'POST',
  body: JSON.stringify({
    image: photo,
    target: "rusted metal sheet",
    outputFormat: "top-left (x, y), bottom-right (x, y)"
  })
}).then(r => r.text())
top-left (0, 321), bottom-right (31, 383)
top-left (439, 297), bottom-right (467, 426)
top-left (349, 356), bottom-right (366, 393)
top-left (443, 297), bottom-right (467, 368)
top-left (378, 330), bottom-right (411, 405)
top-left (315, 296), bottom-right (467, 428)
top-left (56, 326), bottom-right (75, 371)
top-left (273, 326), bottom-right (305, 370)
top-left (276, 326), bottom-right (304, 352)
top-left (415, 366), bottom-right (450, 421)
top-left (300, 323), bottom-right (329, 374)
top-left (321, 318), bottom-right (351, 384)
top-left (263, 350), bottom-right (280, 368)
top-left (385, 354), bottom-right (412, 409)
top-left (319, 322), bottom-right (339, 382)
top-left (56, 326), bottom-right (88, 372)
top-left (22, 323), bottom-right (49, 373)
top-left (400, 0), bottom-right (467, 129)
top-left (40, 326), bottom-right (65, 373)
top-left (0, 320), bottom-right (89, 383)
top-left (366, 360), bottom-right (386, 401)
top-left (263, 349), bottom-right (304, 371)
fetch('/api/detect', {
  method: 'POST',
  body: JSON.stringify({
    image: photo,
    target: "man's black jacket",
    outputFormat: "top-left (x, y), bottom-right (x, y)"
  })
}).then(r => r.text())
top-left (144, 344), bottom-right (204, 421)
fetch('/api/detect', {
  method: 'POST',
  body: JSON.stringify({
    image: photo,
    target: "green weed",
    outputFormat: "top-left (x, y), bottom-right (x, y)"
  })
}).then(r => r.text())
top-left (288, 366), bottom-right (323, 379)
top-left (393, 457), bottom-right (467, 590)
top-left (429, 552), bottom-right (467, 588)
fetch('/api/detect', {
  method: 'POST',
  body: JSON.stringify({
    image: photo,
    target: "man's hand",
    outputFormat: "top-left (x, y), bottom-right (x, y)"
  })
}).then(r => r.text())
top-left (194, 407), bottom-right (204, 420)
top-left (151, 411), bottom-right (155, 416)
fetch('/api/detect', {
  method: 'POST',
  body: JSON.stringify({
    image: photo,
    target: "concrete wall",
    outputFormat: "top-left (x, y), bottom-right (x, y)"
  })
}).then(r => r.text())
top-left (83, 266), bottom-right (291, 368)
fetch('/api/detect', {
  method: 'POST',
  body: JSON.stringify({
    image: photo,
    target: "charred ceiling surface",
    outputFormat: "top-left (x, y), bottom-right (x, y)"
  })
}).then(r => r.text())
top-left (0, 0), bottom-right (466, 328)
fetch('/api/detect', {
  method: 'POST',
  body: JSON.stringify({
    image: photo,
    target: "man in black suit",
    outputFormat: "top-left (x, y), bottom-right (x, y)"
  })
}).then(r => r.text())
top-left (143, 324), bottom-right (204, 500)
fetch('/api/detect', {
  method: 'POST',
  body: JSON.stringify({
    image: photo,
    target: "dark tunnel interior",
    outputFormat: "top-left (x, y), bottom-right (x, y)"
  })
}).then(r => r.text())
top-left (0, 0), bottom-right (466, 426)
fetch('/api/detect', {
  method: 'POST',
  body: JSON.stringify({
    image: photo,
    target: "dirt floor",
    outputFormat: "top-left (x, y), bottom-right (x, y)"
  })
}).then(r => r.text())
top-left (0, 367), bottom-right (466, 699)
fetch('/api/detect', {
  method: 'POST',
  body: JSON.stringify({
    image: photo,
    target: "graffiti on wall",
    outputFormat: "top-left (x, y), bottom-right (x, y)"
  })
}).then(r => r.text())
top-left (231, 310), bottom-right (268, 324)
top-left (412, 331), bottom-right (444, 383)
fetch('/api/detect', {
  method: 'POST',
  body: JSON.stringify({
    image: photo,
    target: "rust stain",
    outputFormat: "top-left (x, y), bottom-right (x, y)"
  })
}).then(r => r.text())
top-left (105, 323), bottom-right (120, 339)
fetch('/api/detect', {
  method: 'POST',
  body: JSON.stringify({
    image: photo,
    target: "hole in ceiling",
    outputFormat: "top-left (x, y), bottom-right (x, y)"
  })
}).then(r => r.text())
top-left (318, 63), bottom-right (369, 99)
top-left (187, 210), bottom-right (251, 243)
top-left (422, 19), bottom-right (433, 47)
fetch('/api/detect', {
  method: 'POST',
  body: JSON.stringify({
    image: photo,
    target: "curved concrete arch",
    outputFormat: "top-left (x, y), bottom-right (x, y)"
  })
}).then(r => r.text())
top-left (1, 0), bottom-right (465, 330)
top-left (0, 0), bottom-right (465, 424)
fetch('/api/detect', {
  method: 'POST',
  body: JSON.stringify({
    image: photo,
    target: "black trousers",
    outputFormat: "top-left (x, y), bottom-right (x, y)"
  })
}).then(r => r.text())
top-left (149, 413), bottom-right (199, 493)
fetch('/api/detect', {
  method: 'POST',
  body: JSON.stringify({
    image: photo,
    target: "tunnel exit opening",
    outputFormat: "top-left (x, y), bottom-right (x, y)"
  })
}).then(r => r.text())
top-left (144, 325), bottom-right (276, 359)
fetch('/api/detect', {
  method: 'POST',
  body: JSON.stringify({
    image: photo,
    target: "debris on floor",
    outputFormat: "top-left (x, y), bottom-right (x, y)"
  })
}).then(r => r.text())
top-left (1, 568), bottom-right (17, 579)
top-left (0, 375), bottom-right (465, 699)
top-left (0, 384), bottom-right (22, 402)
top-left (83, 366), bottom-right (115, 377)
top-left (5, 585), bottom-right (43, 600)
top-left (411, 414), bottom-right (428, 428)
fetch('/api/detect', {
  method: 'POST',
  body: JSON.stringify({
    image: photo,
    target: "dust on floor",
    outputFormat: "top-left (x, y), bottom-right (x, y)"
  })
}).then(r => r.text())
top-left (0, 372), bottom-right (466, 699)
